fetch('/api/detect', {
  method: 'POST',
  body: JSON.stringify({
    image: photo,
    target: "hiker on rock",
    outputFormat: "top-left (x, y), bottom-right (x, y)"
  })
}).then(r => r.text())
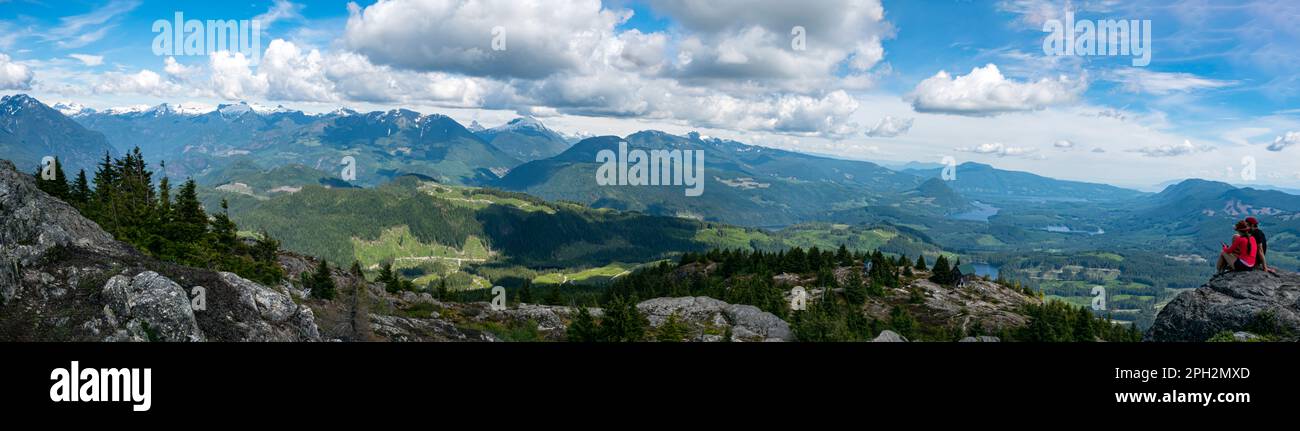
top-left (1245, 216), bottom-right (1274, 273)
top-left (1217, 220), bottom-right (1258, 273)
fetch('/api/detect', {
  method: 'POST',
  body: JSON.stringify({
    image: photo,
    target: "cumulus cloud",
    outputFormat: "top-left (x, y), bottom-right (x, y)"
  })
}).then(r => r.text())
top-left (654, 0), bottom-right (890, 88)
top-left (163, 57), bottom-right (196, 77)
top-left (68, 54), bottom-right (104, 66)
top-left (208, 51), bottom-right (270, 100)
top-left (343, 0), bottom-right (627, 79)
top-left (93, 69), bottom-right (184, 97)
top-left (956, 142), bottom-right (1040, 158)
top-left (1133, 139), bottom-right (1212, 157)
top-left (1107, 69), bottom-right (1236, 95)
top-left (1267, 131), bottom-right (1300, 152)
top-left (0, 53), bottom-right (34, 90)
top-left (865, 115), bottom-right (913, 137)
top-left (66, 0), bottom-right (885, 139)
top-left (911, 64), bottom-right (1083, 116)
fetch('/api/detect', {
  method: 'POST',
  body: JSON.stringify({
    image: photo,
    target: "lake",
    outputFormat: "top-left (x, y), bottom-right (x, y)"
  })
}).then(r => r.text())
top-left (950, 201), bottom-right (999, 222)
top-left (971, 263), bottom-right (1000, 279)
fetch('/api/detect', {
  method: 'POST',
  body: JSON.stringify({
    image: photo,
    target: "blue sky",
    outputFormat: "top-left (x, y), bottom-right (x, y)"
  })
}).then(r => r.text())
top-left (1, 0), bottom-right (1298, 189)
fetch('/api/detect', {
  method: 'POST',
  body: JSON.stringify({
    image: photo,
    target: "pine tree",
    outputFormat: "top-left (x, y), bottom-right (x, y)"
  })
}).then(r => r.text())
top-left (544, 285), bottom-right (562, 305)
top-left (518, 279), bottom-right (533, 304)
top-left (50, 157), bottom-right (70, 199)
top-left (930, 255), bottom-right (952, 285)
top-left (310, 260), bottom-right (337, 300)
top-left (378, 262), bottom-right (398, 293)
top-left (33, 157), bottom-right (70, 200)
top-left (1073, 306), bottom-right (1096, 342)
top-left (655, 312), bottom-right (689, 342)
top-left (436, 279), bottom-right (449, 301)
top-left (915, 255), bottom-right (927, 271)
top-left (210, 199), bottom-right (238, 252)
top-left (599, 295), bottom-right (647, 342)
top-left (156, 173), bottom-right (172, 224)
top-left (71, 169), bottom-right (91, 207)
top-left (845, 268), bottom-right (868, 305)
top-left (567, 307), bottom-right (599, 342)
top-left (171, 179), bottom-right (207, 243)
top-left (350, 261), bottom-right (363, 277)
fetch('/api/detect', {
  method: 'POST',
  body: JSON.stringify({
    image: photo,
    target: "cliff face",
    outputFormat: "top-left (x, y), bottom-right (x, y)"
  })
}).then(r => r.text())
top-left (1147, 271), bottom-right (1300, 342)
top-left (0, 160), bottom-right (320, 341)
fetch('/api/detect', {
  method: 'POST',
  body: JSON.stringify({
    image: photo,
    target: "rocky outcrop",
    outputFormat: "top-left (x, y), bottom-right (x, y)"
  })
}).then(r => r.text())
top-left (872, 330), bottom-right (907, 342)
top-left (0, 159), bottom-right (320, 341)
top-left (1147, 271), bottom-right (1300, 342)
top-left (863, 278), bottom-right (1039, 336)
top-left (91, 272), bottom-right (205, 342)
top-left (637, 296), bottom-right (793, 342)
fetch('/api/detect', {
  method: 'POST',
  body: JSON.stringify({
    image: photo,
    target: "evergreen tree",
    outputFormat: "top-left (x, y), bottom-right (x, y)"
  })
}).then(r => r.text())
top-left (378, 262), bottom-right (398, 293)
top-left (51, 156), bottom-right (70, 199)
top-left (930, 255), bottom-right (952, 285)
top-left (171, 179), bottom-right (207, 243)
top-left (518, 279), bottom-right (533, 304)
top-left (544, 285), bottom-right (562, 305)
top-left (71, 169), bottom-right (91, 206)
top-left (599, 295), bottom-right (647, 342)
top-left (33, 157), bottom-right (70, 200)
top-left (566, 307), bottom-right (599, 342)
top-left (915, 255), bottom-right (928, 271)
top-left (435, 279), bottom-right (449, 301)
top-left (210, 199), bottom-right (238, 252)
top-left (156, 171), bottom-right (172, 224)
top-left (310, 260), bottom-right (337, 300)
top-left (889, 306), bottom-right (916, 339)
top-left (845, 268), bottom-right (868, 305)
top-left (655, 312), bottom-right (689, 342)
top-left (1073, 306), bottom-right (1096, 342)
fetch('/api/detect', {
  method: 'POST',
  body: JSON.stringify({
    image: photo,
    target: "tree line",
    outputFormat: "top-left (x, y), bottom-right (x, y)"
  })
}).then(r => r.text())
top-left (35, 150), bottom-right (284, 285)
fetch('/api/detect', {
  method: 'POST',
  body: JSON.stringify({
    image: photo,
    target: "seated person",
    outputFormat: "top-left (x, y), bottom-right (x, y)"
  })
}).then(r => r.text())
top-left (1218, 220), bottom-right (1258, 273)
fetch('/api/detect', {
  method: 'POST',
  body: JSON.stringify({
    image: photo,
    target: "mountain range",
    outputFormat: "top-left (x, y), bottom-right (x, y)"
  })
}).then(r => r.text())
top-left (5, 93), bottom-right (1299, 254)
top-left (0, 94), bottom-right (116, 175)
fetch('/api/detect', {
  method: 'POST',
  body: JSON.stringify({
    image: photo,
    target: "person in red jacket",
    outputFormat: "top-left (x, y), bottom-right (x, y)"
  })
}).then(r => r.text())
top-left (1217, 220), bottom-right (1258, 273)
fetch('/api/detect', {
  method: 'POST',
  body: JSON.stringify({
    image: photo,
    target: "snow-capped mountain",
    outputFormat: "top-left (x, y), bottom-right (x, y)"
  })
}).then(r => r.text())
top-left (472, 117), bottom-right (573, 162)
top-left (52, 102), bottom-right (95, 117)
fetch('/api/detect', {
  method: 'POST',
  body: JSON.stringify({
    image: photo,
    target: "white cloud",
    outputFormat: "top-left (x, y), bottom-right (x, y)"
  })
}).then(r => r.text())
top-left (163, 57), bottom-right (196, 77)
top-left (0, 53), bottom-right (34, 90)
top-left (866, 115), bottom-right (913, 137)
top-left (1054, 139), bottom-right (1075, 149)
top-left (956, 142), bottom-right (1041, 158)
top-left (911, 64), bottom-right (1083, 116)
top-left (343, 0), bottom-right (627, 79)
top-left (93, 69), bottom-right (184, 97)
top-left (68, 54), bottom-right (104, 66)
top-left (1267, 131), bottom-right (1300, 152)
top-left (654, 0), bottom-right (890, 89)
top-left (1133, 139), bottom-right (1212, 157)
top-left (208, 51), bottom-right (269, 100)
top-left (1107, 69), bottom-right (1236, 95)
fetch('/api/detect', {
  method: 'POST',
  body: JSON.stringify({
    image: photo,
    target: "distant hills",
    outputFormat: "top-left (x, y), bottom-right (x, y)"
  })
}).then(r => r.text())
top-left (905, 162), bottom-right (1146, 202)
top-left (495, 130), bottom-right (926, 227)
